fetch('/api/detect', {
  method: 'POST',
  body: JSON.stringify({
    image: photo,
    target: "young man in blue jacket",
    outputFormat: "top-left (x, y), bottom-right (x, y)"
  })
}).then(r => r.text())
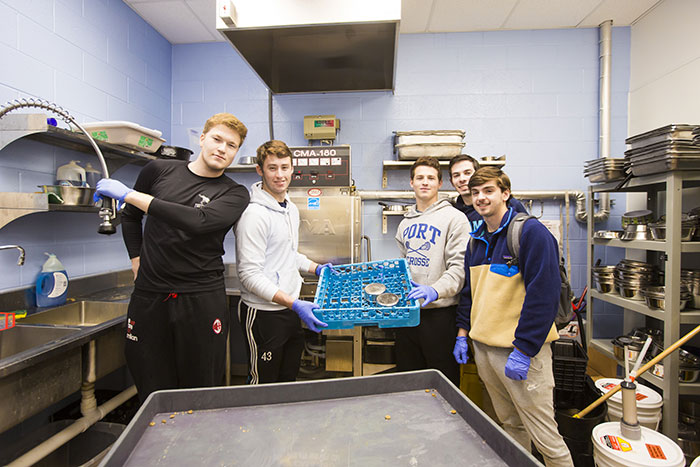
top-left (453, 167), bottom-right (572, 467)
top-left (448, 154), bottom-right (528, 232)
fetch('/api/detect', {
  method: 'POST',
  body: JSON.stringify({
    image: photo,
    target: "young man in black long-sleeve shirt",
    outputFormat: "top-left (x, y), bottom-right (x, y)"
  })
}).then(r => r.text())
top-left (94, 113), bottom-right (250, 400)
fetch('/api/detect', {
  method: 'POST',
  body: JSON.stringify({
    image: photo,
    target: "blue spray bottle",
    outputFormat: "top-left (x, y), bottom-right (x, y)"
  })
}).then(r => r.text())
top-left (35, 253), bottom-right (68, 307)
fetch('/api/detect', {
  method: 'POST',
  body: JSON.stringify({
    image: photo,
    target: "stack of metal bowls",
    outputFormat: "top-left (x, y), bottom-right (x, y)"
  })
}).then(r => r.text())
top-left (690, 206), bottom-right (700, 240)
top-left (621, 209), bottom-right (654, 241)
top-left (642, 284), bottom-right (692, 311)
top-left (592, 265), bottom-right (616, 293)
top-left (611, 335), bottom-right (646, 362)
top-left (621, 209), bottom-right (654, 228)
top-left (648, 214), bottom-right (698, 241)
top-left (614, 259), bottom-right (660, 300)
top-left (682, 269), bottom-right (700, 309)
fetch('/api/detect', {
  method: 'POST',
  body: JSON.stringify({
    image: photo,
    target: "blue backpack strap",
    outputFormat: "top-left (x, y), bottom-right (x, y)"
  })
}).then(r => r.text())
top-left (506, 213), bottom-right (536, 265)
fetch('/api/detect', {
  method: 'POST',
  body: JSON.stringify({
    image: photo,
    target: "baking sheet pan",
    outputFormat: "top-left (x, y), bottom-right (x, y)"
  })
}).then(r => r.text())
top-left (625, 124), bottom-right (698, 149)
top-left (100, 370), bottom-right (539, 466)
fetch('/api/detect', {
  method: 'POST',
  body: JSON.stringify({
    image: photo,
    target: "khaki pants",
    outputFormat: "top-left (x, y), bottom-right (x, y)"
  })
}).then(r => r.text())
top-left (472, 340), bottom-right (573, 467)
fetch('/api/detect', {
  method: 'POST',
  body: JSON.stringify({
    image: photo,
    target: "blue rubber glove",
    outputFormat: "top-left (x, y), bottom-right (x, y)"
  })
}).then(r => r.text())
top-left (504, 348), bottom-right (531, 380)
top-left (315, 262), bottom-right (334, 276)
top-left (93, 179), bottom-right (134, 205)
top-left (453, 336), bottom-right (469, 364)
top-left (292, 299), bottom-right (328, 333)
top-left (406, 280), bottom-right (438, 307)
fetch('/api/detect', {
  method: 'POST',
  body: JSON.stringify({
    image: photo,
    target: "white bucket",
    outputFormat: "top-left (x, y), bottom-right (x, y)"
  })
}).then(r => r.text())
top-left (592, 422), bottom-right (685, 467)
top-left (595, 378), bottom-right (663, 431)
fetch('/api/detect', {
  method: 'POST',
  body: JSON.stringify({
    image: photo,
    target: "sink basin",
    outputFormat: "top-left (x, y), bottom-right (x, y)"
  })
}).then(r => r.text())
top-left (0, 325), bottom-right (78, 360)
top-left (20, 301), bottom-right (128, 327)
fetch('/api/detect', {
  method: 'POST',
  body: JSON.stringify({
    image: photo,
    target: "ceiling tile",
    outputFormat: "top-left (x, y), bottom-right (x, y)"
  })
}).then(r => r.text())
top-left (400, 0), bottom-right (434, 33)
top-left (124, 0), bottom-right (669, 44)
top-left (126, 0), bottom-right (218, 43)
top-left (185, 0), bottom-right (220, 38)
top-left (429, 0), bottom-right (518, 32)
top-left (578, 0), bottom-right (662, 27)
top-left (503, 0), bottom-right (601, 30)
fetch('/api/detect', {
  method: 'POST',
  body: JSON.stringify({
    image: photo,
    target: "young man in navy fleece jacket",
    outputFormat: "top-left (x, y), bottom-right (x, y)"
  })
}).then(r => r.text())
top-left (452, 167), bottom-right (572, 467)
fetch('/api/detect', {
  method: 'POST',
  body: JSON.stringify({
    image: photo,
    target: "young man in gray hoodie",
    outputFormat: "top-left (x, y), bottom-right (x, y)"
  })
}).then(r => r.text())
top-left (234, 140), bottom-right (329, 384)
top-left (395, 156), bottom-right (470, 386)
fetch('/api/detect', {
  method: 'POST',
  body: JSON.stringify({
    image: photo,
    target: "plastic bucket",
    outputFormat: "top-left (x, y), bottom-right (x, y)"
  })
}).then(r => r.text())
top-left (595, 378), bottom-right (662, 431)
top-left (592, 422), bottom-right (684, 467)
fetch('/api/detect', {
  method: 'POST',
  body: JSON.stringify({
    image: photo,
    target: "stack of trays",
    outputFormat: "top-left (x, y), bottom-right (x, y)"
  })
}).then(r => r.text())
top-left (694, 127), bottom-right (700, 145)
top-left (583, 158), bottom-right (626, 183)
top-left (624, 124), bottom-right (700, 176)
top-left (394, 130), bottom-right (466, 160)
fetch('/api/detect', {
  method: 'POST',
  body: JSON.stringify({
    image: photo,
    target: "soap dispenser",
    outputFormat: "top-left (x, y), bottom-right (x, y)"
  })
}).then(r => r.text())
top-left (35, 253), bottom-right (68, 307)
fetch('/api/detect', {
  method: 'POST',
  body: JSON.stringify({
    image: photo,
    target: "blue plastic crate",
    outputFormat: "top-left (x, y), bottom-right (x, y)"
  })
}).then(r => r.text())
top-left (313, 258), bottom-right (420, 329)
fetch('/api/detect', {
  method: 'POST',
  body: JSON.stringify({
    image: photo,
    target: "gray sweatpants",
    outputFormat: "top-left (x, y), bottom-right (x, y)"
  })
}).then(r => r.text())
top-left (472, 340), bottom-right (573, 467)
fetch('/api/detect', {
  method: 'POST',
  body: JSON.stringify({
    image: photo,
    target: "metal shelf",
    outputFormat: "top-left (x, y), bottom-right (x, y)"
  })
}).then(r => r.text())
top-left (0, 114), bottom-right (157, 173)
top-left (225, 164), bottom-right (257, 173)
top-left (0, 113), bottom-right (156, 228)
top-left (590, 290), bottom-right (700, 324)
top-left (590, 290), bottom-right (665, 320)
top-left (590, 172), bottom-right (700, 193)
top-left (381, 159), bottom-right (505, 188)
top-left (593, 238), bottom-right (700, 252)
top-left (590, 339), bottom-right (700, 395)
top-left (586, 170), bottom-right (698, 439)
top-left (638, 373), bottom-right (700, 396)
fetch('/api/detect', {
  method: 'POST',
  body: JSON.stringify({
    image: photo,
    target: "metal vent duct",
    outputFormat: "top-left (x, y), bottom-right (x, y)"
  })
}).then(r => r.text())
top-left (216, 0), bottom-right (400, 94)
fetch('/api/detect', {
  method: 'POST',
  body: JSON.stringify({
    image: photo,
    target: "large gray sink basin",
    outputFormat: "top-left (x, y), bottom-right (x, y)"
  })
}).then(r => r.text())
top-left (21, 300), bottom-right (128, 327)
top-left (0, 325), bottom-right (78, 360)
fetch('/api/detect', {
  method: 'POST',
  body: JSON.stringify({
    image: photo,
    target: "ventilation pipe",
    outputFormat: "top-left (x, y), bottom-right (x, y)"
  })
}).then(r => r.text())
top-left (576, 20), bottom-right (613, 223)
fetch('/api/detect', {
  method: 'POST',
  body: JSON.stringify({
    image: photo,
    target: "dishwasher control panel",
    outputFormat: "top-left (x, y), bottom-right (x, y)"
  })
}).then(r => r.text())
top-left (290, 145), bottom-right (351, 187)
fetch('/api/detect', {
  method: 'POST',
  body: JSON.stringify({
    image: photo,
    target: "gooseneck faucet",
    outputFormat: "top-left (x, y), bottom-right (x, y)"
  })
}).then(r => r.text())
top-left (0, 98), bottom-right (118, 235)
top-left (0, 245), bottom-right (25, 266)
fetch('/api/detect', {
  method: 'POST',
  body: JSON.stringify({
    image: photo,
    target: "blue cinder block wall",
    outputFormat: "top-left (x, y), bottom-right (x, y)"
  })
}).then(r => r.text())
top-left (0, 1), bottom-right (629, 336)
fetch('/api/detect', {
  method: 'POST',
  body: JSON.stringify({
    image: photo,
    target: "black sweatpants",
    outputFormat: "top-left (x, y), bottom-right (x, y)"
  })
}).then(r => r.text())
top-left (238, 301), bottom-right (305, 384)
top-left (395, 305), bottom-right (460, 386)
top-left (124, 288), bottom-right (229, 401)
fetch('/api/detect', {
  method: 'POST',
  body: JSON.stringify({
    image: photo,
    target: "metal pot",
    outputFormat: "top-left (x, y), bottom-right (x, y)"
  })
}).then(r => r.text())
top-left (378, 202), bottom-right (410, 212)
top-left (611, 335), bottom-right (645, 362)
top-left (237, 156), bottom-right (257, 165)
top-left (38, 185), bottom-right (96, 206)
top-left (621, 209), bottom-right (653, 228)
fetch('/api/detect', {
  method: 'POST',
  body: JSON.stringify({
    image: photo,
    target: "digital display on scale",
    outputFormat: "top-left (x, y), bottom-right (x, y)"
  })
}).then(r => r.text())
top-left (314, 119), bottom-right (336, 128)
top-left (289, 146), bottom-right (351, 187)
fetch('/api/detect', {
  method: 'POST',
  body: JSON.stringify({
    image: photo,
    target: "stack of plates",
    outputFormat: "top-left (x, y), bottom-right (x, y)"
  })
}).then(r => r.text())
top-left (694, 127), bottom-right (700, 145)
top-left (624, 124), bottom-right (700, 176)
top-left (583, 158), bottom-right (626, 183)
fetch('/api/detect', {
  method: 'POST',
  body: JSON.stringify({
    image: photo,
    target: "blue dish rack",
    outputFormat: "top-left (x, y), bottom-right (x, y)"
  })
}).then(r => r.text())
top-left (313, 258), bottom-right (420, 329)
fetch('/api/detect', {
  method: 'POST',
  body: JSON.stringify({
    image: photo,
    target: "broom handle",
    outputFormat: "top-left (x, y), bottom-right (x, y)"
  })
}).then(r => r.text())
top-left (574, 323), bottom-right (700, 419)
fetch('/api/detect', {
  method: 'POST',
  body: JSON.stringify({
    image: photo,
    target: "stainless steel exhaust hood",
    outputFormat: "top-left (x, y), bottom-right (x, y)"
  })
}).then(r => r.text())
top-left (216, 0), bottom-right (400, 94)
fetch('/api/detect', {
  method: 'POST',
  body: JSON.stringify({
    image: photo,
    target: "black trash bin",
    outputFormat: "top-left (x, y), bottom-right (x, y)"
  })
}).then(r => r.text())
top-left (555, 377), bottom-right (608, 467)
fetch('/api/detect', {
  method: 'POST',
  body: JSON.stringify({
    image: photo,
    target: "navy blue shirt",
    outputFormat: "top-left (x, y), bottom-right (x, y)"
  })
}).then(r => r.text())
top-left (453, 196), bottom-right (528, 232)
